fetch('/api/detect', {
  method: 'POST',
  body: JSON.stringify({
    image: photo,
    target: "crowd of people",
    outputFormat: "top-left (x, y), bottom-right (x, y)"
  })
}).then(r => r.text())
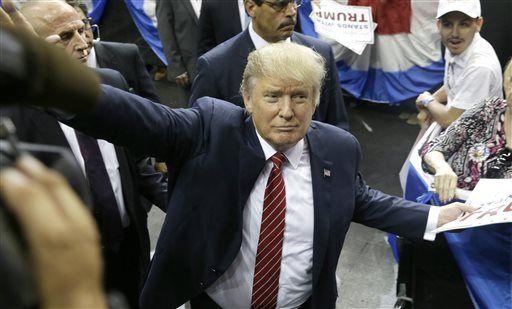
top-left (0, 0), bottom-right (509, 308)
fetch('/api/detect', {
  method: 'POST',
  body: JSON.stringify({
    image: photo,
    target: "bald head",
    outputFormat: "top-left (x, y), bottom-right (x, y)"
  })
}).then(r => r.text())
top-left (21, 0), bottom-right (90, 63)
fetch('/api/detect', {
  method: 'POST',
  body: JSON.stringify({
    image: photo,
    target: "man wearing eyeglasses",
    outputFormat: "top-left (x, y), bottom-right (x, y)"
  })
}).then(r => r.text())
top-left (190, 0), bottom-right (349, 131)
top-left (67, 1), bottom-right (161, 103)
top-left (7, 1), bottom-right (168, 308)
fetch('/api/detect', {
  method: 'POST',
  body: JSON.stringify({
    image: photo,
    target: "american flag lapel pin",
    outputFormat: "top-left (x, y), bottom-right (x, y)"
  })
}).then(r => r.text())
top-left (323, 169), bottom-right (331, 178)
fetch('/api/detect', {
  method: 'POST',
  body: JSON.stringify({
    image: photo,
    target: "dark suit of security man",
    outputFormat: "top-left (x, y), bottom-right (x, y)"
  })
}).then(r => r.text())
top-left (155, 0), bottom-right (199, 106)
top-left (198, 0), bottom-right (246, 56)
top-left (190, 0), bottom-right (349, 130)
top-left (1, 69), bottom-right (167, 309)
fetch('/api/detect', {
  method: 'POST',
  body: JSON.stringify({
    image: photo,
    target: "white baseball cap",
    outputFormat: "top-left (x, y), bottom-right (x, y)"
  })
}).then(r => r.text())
top-left (436, 0), bottom-right (481, 19)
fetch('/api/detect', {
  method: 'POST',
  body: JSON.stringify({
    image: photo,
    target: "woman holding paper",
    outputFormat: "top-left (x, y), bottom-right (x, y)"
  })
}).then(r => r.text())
top-left (421, 60), bottom-right (512, 203)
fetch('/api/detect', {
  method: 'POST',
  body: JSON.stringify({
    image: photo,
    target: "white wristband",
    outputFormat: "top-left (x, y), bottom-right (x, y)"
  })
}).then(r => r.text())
top-left (421, 95), bottom-right (435, 107)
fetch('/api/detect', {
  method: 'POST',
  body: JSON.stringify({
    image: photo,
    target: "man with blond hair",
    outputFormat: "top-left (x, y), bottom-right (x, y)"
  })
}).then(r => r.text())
top-left (25, 40), bottom-right (473, 308)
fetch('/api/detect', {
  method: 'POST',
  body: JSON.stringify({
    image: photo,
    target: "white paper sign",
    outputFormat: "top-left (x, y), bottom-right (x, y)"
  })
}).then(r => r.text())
top-left (310, 1), bottom-right (375, 54)
top-left (434, 179), bottom-right (512, 233)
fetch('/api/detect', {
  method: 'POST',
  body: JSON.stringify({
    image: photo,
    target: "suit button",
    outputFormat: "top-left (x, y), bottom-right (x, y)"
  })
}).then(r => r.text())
top-left (200, 282), bottom-right (205, 288)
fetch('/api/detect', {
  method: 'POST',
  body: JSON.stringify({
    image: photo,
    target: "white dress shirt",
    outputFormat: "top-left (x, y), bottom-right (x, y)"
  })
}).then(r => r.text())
top-left (189, 0), bottom-right (202, 19)
top-left (64, 51), bottom-right (130, 226)
top-left (248, 21), bottom-right (291, 50)
top-left (444, 33), bottom-right (503, 110)
top-left (59, 123), bottom-right (130, 226)
top-left (86, 46), bottom-right (98, 68)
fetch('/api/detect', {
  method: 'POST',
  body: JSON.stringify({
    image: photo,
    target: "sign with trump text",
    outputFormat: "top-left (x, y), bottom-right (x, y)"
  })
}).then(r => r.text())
top-left (310, 0), bottom-right (375, 54)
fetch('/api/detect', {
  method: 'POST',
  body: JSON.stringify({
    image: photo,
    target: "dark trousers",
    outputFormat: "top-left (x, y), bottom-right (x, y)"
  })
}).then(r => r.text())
top-left (104, 225), bottom-right (141, 309)
top-left (396, 234), bottom-right (473, 309)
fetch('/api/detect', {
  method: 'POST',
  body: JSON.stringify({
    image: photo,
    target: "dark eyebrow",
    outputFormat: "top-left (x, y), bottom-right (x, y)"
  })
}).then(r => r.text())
top-left (59, 29), bottom-right (74, 38)
top-left (264, 90), bottom-right (282, 95)
top-left (291, 89), bottom-right (308, 95)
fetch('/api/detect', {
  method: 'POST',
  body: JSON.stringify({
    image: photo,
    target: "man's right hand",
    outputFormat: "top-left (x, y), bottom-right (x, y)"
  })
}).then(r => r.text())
top-left (175, 72), bottom-right (190, 88)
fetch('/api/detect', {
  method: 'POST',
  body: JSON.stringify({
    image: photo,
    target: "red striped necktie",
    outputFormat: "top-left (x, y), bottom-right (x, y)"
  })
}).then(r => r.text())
top-left (251, 152), bottom-right (287, 309)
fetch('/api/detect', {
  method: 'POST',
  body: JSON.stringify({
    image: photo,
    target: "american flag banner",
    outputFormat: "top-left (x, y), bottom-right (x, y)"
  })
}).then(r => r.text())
top-left (299, 0), bottom-right (445, 104)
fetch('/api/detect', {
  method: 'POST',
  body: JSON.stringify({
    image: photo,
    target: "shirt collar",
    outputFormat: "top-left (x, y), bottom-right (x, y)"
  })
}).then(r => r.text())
top-left (255, 129), bottom-right (304, 169)
top-left (444, 32), bottom-right (481, 66)
top-left (86, 46), bottom-right (98, 68)
top-left (248, 21), bottom-right (291, 50)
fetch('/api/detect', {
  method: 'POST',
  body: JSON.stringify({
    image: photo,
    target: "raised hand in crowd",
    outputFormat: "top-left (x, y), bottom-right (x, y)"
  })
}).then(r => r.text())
top-left (0, 156), bottom-right (106, 309)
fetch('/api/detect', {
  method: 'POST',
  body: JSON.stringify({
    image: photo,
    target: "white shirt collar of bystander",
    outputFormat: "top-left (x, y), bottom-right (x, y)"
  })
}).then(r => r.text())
top-left (248, 21), bottom-right (292, 50)
top-left (86, 46), bottom-right (98, 69)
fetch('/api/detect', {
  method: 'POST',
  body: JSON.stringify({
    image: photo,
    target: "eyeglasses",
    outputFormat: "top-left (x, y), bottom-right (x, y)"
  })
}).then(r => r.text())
top-left (262, 0), bottom-right (302, 12)
top-left (82, 17), bottom-right (93, 31)
top-left (82, 17), bottom-right (101, 41)
top-left (484, 148), bottom-right (512, 179)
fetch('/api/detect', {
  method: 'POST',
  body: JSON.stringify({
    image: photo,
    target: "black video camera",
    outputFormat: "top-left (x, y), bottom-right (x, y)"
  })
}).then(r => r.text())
top-left (0, 26), bottom-right (93, 307)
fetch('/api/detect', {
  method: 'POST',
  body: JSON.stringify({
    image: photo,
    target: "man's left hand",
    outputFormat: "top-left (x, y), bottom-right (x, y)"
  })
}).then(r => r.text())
top-left (437, 202), bottom-right (478, 227)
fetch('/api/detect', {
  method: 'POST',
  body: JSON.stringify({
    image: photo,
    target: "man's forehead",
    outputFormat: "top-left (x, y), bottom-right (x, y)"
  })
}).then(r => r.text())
top-left (440, 11), bottom-right (475, 22)
top-left (54, 18), bottom-right (84, 35)
top-left (26, 2), bottom-right (83, 34)
top-left (48, 9), bottom-right (83, 31)
top-left (258, 77), bottom-right (310, 90)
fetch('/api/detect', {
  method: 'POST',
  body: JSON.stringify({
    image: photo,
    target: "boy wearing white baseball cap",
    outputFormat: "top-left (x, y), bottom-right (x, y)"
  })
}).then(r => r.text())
top-left (415, 0), bottom-right (502, 128)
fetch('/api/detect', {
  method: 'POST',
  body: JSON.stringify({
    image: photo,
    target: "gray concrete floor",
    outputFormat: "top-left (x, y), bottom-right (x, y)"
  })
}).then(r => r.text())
top-left (150, 81), bottom-right (419, 308)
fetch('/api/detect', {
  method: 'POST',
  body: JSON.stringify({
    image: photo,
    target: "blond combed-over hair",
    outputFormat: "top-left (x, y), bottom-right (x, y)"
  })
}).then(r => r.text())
top-left (241, 42), bottom-right (326, 107)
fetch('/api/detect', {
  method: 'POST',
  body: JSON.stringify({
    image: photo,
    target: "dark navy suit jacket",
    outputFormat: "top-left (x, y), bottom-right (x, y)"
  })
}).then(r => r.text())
top-left (94, 41), bottom-right (161, 103)
top-left (67, 85), bottom-right (429, 308)
top-left (190, 30), bottom-right (350, 130)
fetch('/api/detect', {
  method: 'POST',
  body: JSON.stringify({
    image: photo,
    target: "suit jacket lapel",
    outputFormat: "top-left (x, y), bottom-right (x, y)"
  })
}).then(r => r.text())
top-left (306, 123), bottom-right (333, 289)
top-left (238, 116), bottom-right (266, 215)
top-left (237, 29), bottom-right (256, 59)
top-left (94, 42), bottom-right (120, 70)
top-left (31, 113), bottom-right (71, 148)
top-left (183, 0), bottom-right (199, 24)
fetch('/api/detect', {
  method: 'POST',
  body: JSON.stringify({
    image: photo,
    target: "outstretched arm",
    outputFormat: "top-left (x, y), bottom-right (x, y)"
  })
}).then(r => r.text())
top-left (66, 85), bottom-right (203, 162)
